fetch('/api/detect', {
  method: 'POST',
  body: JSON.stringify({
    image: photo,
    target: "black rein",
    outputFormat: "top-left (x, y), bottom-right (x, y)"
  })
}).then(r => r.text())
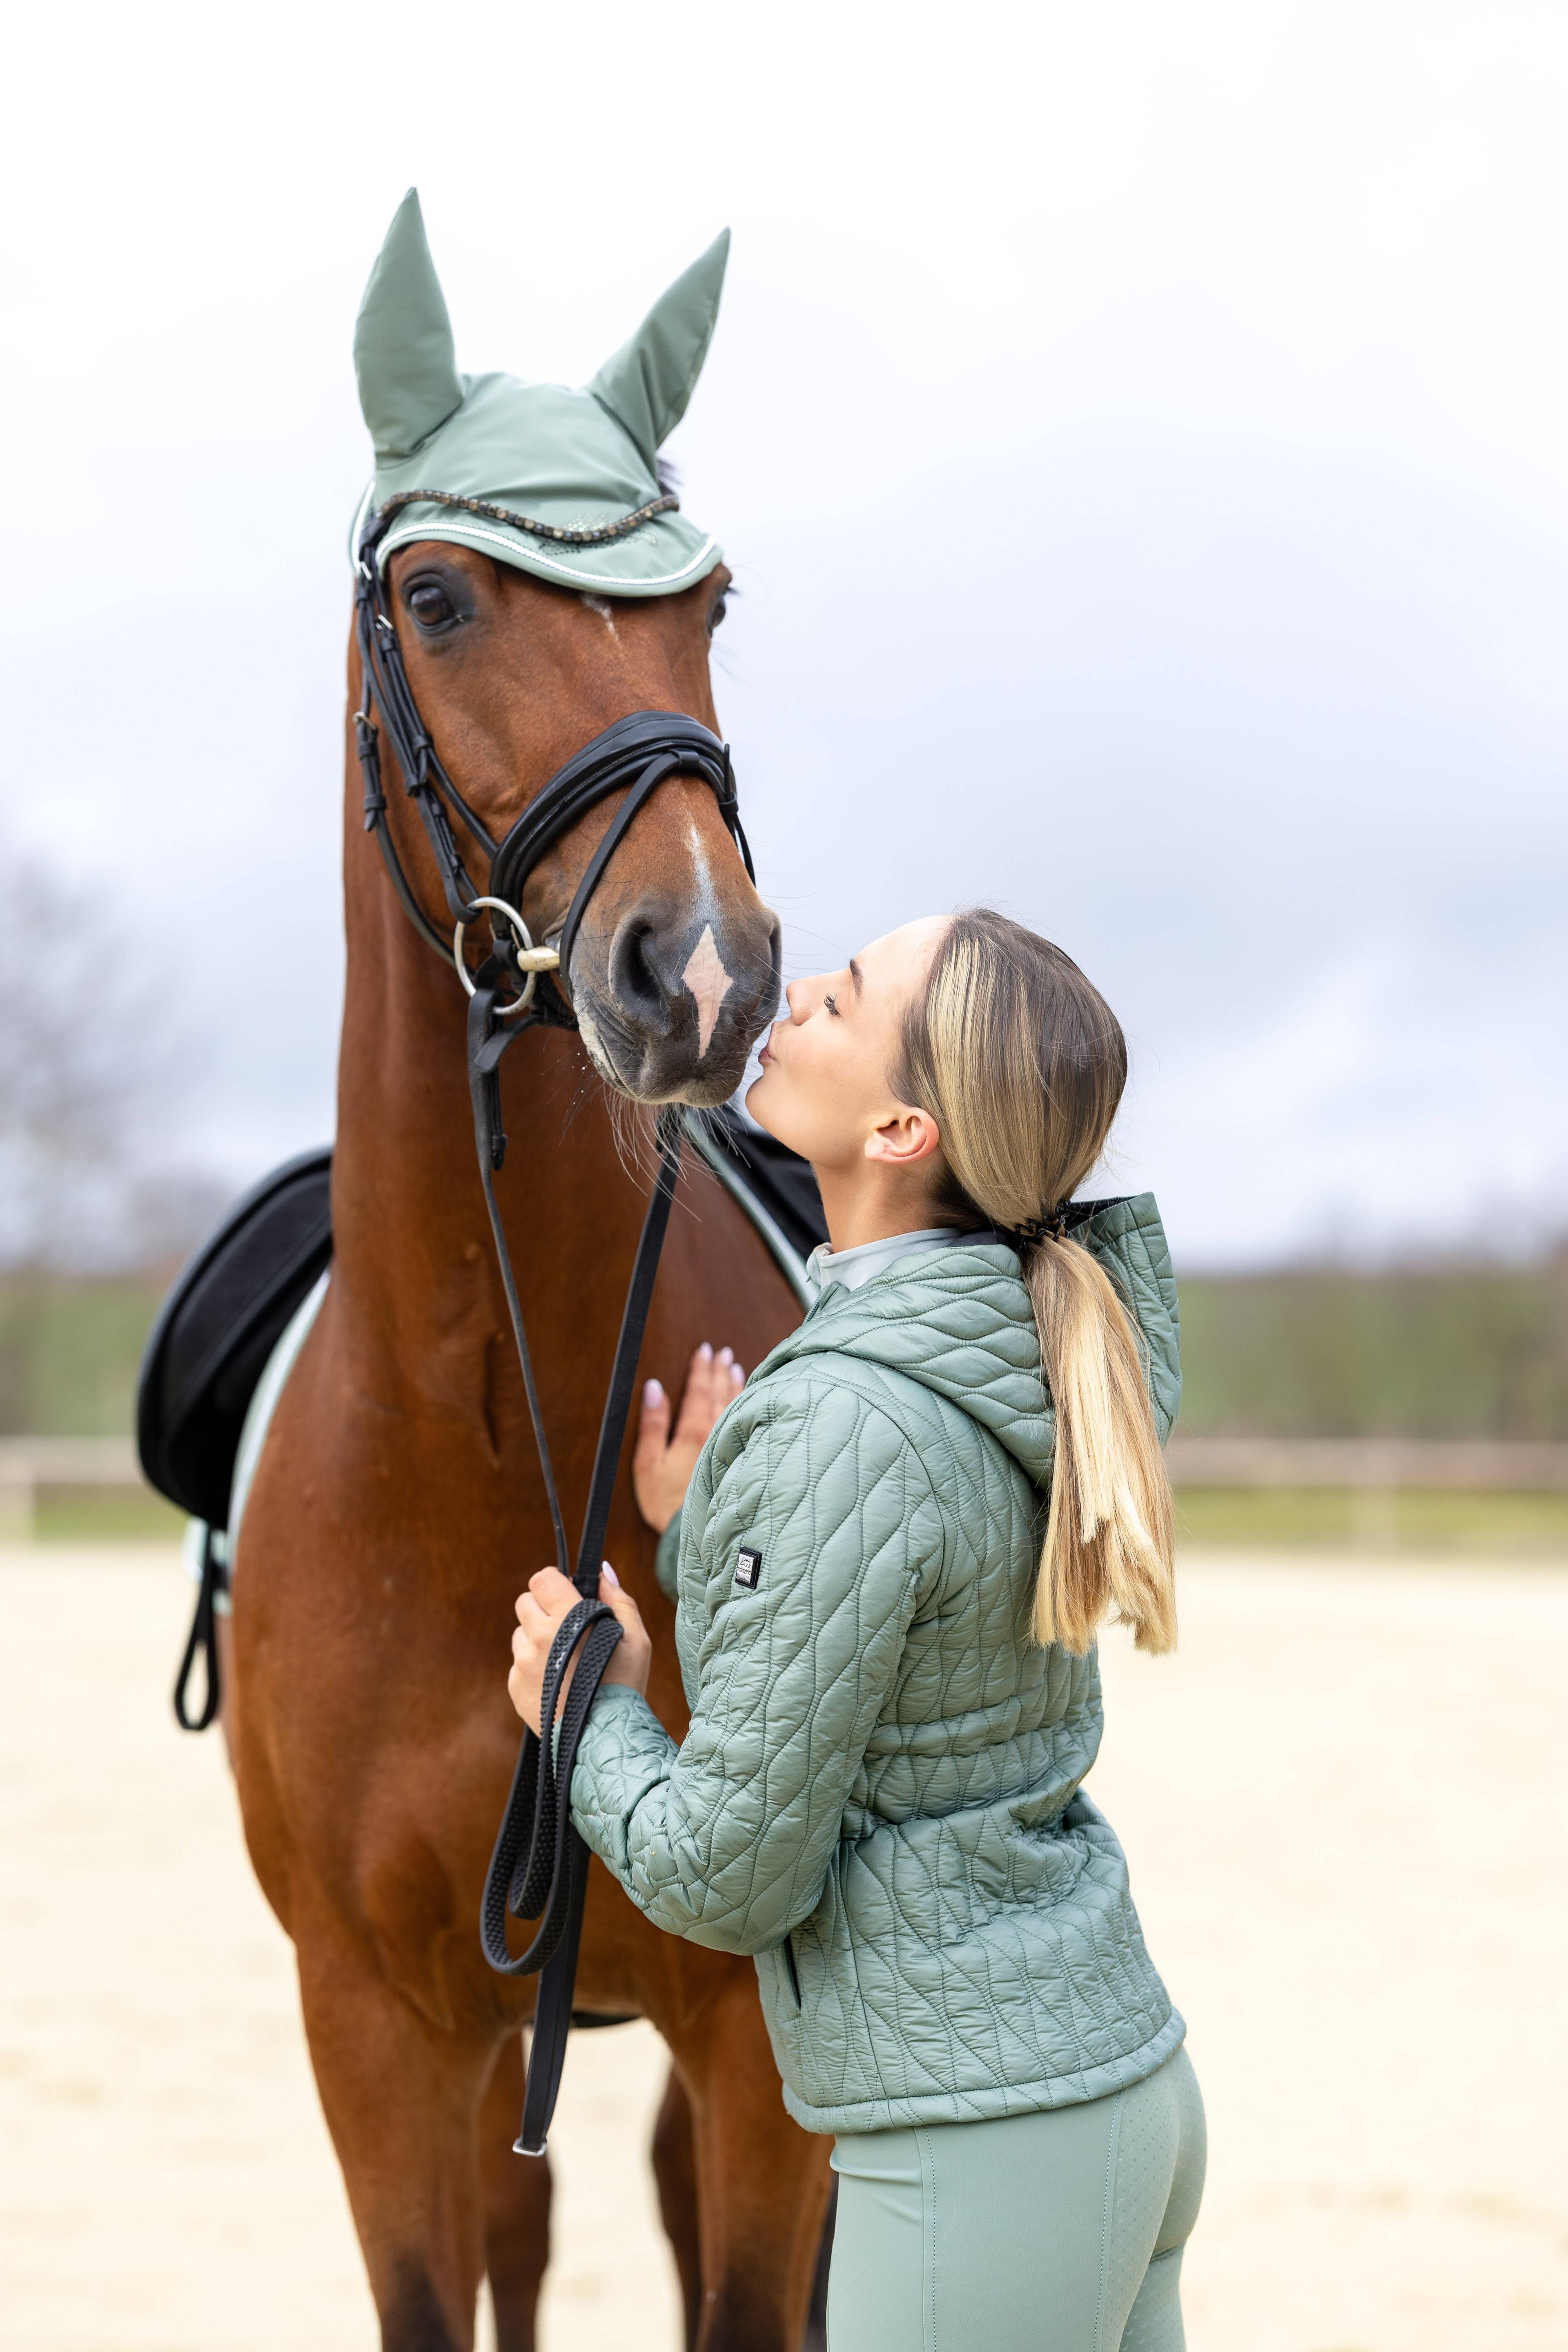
top-left (350, 499), bottom-right (754, 2153)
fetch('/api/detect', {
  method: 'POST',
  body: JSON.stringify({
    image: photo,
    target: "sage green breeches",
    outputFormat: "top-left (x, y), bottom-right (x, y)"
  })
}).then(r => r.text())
top-left (826, 2047), bottom-right (1205, 2352)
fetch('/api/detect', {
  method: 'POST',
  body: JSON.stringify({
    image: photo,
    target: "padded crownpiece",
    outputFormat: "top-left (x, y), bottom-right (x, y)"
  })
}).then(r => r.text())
top-left (352, 190), bottom-right (728, 599)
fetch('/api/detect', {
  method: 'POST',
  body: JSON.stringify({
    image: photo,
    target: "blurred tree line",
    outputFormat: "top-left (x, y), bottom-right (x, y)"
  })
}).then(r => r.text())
top-left (0, 839), bottom-right (225, 1435)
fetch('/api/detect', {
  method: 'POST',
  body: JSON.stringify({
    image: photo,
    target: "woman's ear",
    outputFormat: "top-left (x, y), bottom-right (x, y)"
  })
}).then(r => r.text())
top-left (864, 1105), bottom-right (943, 1169)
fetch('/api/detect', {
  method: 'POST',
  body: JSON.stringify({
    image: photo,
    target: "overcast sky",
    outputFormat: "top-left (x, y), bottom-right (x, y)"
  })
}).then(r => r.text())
top-left (3, 1), bottom-right (1564, 1266)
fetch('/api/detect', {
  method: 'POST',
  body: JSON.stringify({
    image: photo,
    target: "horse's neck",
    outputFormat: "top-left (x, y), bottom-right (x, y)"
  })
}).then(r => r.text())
top-left (330, 832), bottom-right (637, 1396)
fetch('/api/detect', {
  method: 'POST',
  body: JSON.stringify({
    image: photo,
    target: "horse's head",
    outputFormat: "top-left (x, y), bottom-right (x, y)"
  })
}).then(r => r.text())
top-left (378, 542), bottom-right (779, 1103)
top-left (348, 191), bottom-right (779, 1106)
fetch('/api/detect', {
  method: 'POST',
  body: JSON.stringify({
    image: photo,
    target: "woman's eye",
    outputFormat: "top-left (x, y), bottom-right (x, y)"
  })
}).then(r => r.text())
top-left (408, 583), bottom-right (455, 629)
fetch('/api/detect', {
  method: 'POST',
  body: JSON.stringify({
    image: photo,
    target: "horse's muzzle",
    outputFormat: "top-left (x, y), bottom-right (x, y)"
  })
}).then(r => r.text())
top-left (576, 901), bottom-right (781, 1106)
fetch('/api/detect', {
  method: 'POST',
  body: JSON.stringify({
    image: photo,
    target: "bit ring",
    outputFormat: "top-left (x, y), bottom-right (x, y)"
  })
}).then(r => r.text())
top-left (453, 896), bottom-right (560, 1018)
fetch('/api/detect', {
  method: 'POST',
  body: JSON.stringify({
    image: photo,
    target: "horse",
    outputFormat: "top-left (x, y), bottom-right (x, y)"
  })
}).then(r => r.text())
top-left (222, 523), bottom-right (835, 2342)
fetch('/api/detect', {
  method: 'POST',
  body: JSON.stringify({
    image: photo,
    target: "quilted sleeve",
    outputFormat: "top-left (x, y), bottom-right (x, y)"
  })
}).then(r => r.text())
top-left (568, 1379), bottom-right (945, 1955)
top-left (653, 1508), bottom-right (682, 1602)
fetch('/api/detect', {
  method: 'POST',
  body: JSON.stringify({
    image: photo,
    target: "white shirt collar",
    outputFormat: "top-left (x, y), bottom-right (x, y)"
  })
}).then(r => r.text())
top-left (805, 1225), bottom-right (1000, 1298)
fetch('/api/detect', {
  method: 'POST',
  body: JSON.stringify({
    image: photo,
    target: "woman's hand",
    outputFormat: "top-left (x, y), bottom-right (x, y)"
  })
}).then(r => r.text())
top-left (508, 1564), bottom-right (652, 1737)
top-left (632, 1342), bottom-right (745, 1532)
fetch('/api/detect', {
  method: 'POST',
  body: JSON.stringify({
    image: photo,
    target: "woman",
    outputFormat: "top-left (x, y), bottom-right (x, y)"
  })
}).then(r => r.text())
top-left (509, 909), bottom-right (1204, 2351)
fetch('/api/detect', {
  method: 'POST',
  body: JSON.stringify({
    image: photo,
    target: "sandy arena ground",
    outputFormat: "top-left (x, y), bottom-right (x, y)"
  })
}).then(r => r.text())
top-left (2, 1543), bottom-right (1565, 2352)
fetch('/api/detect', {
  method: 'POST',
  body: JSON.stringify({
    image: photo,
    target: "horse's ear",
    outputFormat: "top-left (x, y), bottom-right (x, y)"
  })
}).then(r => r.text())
top-left (354, 188), bottom-right (464, 463)
top-left (590, 229), bottom-right (730, 471)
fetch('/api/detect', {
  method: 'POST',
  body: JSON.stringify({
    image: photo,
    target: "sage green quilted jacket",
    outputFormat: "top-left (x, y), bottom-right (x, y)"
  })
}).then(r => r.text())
top-left (570, 1195), bottom-right (1185, 2134)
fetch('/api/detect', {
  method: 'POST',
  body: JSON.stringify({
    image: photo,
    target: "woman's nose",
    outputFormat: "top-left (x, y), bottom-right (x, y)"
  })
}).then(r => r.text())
top-left (784, 976), bottom-right (809, 1020)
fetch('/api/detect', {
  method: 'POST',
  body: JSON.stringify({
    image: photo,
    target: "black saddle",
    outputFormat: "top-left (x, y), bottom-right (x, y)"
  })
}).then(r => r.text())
top-left (136, 1147), bottom-right (334, 1530)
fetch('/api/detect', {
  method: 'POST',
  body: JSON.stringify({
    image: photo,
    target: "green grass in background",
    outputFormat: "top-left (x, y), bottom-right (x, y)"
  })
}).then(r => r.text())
top-left (29, 1488), bottom-right (187, 1542)
top-left (1176, 1250), bottom-right (1568, 1439)
top-left (1176, 1485), bottom-right (1568, 1556)
top-left (24, 1488), bottom-right (1564, 1552)
top-left (0, 1272), bottom-right (167, 1437)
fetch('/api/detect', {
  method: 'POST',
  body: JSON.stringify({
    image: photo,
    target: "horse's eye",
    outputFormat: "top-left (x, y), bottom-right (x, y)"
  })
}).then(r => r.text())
top-left (708, 593), bottom-right (728, 634)
top-left (408, 582), bottom-right (455, 630)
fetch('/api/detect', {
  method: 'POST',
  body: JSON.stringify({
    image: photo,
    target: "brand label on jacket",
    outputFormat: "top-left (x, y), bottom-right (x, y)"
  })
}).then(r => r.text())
top-left (735, 1547), bottom-right (762, 1589)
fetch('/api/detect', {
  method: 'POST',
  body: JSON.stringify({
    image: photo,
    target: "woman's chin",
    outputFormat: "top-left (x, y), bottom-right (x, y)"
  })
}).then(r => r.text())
top-left (745, 1067), bottom-right (795, 1152)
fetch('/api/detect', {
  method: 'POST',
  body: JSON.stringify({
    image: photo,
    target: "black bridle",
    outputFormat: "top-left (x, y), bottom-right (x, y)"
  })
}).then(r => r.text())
top-left (352, 497), bottom-right (752, 987)
top-left (353, 497), bottom-right (755, 2155)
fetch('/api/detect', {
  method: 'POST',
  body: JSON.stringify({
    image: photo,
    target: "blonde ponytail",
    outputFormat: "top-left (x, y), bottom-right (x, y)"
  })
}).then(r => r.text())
top-left (1025, 1237), bottom-right (1176, 1655)
top-left (897, 909), bottom-right (1177, 1657)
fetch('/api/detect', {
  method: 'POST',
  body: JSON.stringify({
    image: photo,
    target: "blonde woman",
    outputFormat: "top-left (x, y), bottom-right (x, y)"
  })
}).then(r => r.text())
top-left (509, 910), bottom-right (1205, 2350)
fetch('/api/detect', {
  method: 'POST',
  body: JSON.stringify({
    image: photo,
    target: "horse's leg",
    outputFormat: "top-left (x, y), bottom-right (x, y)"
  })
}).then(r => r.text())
top-left (661, 1980), bottom-right (834, 2352)
top-left (651, 2063), bottom-right (703, 2350)
top-left (294, 1911), bottom-right (493, 2352)
top-left (477, 2036), bottom-right (552, 2352)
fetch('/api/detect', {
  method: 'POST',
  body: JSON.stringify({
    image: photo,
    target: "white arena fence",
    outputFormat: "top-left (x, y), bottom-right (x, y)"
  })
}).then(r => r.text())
top-left (0, 1435), bottom-right (1566, 1543)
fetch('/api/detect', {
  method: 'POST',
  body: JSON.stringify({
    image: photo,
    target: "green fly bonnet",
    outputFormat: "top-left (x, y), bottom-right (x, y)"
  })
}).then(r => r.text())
top-left (351, 189), bottom-right (727, 597)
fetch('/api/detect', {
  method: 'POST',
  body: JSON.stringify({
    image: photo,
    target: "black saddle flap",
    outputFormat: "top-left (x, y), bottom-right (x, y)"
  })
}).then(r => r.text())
top-left (136, 1147), bottom-right (334, 1527)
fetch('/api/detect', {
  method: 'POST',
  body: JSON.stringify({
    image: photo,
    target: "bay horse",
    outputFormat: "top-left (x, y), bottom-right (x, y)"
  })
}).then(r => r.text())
top-left (225, 537), bottom-right (833, 2347)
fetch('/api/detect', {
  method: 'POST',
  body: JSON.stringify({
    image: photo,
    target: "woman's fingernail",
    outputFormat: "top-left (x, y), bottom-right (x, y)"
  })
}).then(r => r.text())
top-left (698, 1341), bottom-right (713, 1361)
top-left (716, 1345), bottom-right (733, 1366)
top-left (732, 1362), bottom-right (744, 1382)
top-left (602, 1562), bottom-right (620, 1587)
top-left (644, 1378), bottom-right (664, 1405)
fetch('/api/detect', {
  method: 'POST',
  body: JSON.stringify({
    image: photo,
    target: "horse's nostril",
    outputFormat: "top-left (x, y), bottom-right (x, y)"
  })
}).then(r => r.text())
top-left (608, 920), bottom-right (670, 1026)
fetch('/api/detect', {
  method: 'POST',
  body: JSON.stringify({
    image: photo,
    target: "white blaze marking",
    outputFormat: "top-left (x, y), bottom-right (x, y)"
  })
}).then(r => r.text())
top-left (688, 814), bottom-right (713, 895)
top-left (682, 924), bottom-right (734, 1058)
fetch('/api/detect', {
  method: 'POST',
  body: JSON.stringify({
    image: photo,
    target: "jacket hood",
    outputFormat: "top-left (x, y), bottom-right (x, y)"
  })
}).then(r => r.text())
top-left (758, 1193), bottom-right (1181, 1489)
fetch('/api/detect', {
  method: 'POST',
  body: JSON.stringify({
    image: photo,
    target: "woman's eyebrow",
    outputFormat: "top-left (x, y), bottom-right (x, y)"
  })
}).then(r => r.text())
top-left (849, 958), bottom-right (863, 996)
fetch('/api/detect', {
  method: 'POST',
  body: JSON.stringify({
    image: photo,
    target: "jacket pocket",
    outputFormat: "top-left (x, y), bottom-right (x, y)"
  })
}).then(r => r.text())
top-left (782, 1933), bottom-right (802, 2009)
